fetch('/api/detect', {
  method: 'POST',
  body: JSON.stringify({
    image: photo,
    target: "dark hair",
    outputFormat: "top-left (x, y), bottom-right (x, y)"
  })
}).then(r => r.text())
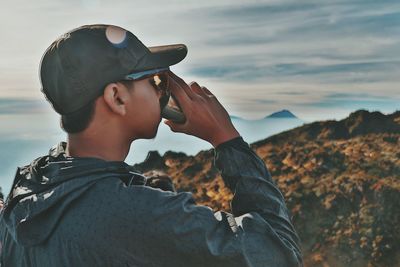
top-left (60, 100), bottom-right (96, 133)
top-left (60, 80), bottom-right (134, 134)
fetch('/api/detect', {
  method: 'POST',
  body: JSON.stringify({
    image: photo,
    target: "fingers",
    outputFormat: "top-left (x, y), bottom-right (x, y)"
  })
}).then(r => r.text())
top-left (202, 86), bottom-right (219, 104)
top-left (167, 71), bottom-right (214, 101)
top-left (201, 86), bottom-right (215, 97)
top-left (164, 119), bottom-right (187, 133)
top-left (189, 82), bottom-right (208, 98)
top-left (188, 81), bottom-right (217, 102)
top-left (166, 75), bottom-right (191, 112)
top-left (163, 71), bottom-right (219, 136)
top-left (168, 71), bottom-right (197, 100)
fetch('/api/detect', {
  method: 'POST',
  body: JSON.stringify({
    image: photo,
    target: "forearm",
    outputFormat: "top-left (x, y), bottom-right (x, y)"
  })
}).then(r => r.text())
top-left (214, 136), bottom-right (303, 265)
top-left (214, 136), bottom-right (288, 217)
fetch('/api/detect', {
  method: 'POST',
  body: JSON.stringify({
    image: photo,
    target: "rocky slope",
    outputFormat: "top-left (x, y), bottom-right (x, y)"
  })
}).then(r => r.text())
top-left (134, 110), bottom-right (400, 267)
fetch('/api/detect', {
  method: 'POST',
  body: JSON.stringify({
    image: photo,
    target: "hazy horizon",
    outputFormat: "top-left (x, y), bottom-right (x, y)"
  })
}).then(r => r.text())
top-left (0, 113), bottom-right (305, 196)
top-left (0, 107), bottom-right (398, 197)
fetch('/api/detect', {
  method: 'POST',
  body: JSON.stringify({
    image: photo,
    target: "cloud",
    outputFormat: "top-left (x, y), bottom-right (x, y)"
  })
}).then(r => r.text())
top-left (0, 98), bottom-right (49, 114)
top-left (187, 60), bottom-right (400, 85)
top-left (252, 99), bottom-right (277, 105)
top-left (295, 92), bottom-right (400, 111)
top-left (0, 0), bottom-right (399, 121)
top-left (277, 91), bottom-right (306, 96)
top-left (181, 1), bottom-right (400, 90)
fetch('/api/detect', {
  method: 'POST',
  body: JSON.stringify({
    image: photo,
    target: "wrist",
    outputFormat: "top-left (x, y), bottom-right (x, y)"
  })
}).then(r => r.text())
top-left (210, 129), bottom-right (241, 148)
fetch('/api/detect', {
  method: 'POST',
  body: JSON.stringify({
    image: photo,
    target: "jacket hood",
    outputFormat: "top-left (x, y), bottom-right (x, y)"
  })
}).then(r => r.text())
top-left (0, 142), bottom-right (145, 247)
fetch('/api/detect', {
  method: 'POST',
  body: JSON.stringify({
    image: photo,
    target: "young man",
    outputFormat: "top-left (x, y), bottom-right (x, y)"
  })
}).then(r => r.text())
top-left (0, 24), bottom-right (303, 266)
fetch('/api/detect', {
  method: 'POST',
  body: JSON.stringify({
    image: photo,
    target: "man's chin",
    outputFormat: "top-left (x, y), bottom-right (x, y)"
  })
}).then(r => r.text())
top-left (143, 126), bottom-right (159, 140)
top-left (135, 120), bottom-right (161, 140)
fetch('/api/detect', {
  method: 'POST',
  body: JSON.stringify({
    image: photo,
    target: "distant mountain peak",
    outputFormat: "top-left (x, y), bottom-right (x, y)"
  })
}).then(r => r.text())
top-left (266, 109), bottom-right (297, 119)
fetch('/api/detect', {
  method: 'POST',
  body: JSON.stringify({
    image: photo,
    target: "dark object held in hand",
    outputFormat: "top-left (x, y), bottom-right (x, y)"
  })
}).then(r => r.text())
top-left (153, 73), bottom-right (186, 124)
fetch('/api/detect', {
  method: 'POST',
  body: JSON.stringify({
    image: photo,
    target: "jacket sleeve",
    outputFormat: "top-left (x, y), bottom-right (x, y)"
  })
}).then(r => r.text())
top-left (213, 136), bottom-right (303, 266)
top-left (114, 136), bottom-right (303, 267)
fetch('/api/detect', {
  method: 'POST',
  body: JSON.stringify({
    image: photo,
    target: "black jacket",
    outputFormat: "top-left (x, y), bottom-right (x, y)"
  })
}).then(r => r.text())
top-left (0, 136), bottom-right (303, 266)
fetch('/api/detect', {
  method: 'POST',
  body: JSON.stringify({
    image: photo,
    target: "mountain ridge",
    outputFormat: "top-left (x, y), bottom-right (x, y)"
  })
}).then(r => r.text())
top-left (254, 109), bottom-right (400, 147)
top-left (134, 109), bottom-right (400, 267)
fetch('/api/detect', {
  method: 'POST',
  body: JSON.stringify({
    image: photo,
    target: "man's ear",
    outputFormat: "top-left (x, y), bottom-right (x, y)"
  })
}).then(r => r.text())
top-left (103, 83), bottom-right (130, 116)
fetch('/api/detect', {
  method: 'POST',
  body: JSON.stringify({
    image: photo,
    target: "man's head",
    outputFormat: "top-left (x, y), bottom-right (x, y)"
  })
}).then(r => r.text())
top-left (39, 24), bottom-right (187, 140)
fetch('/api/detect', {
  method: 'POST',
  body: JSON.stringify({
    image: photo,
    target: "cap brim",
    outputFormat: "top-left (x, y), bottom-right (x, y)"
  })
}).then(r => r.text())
top-left (135, 44), bottom-right (188, 71)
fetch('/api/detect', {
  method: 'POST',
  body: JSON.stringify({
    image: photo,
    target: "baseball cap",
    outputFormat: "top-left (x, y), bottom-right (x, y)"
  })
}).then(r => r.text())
top-left (39, 24), bottom-right (188, 115)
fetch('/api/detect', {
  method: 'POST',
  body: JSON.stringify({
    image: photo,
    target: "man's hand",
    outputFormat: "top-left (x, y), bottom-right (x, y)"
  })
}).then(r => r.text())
top-left (163, 71), bottom-right (240, 147)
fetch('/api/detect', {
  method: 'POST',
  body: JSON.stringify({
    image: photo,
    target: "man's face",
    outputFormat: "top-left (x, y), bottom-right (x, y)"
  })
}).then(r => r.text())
top-left (123, 76), bottom-right (164, 140)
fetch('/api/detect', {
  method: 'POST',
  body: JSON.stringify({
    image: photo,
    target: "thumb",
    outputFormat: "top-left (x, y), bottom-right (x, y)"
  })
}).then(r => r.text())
top-left (164, 119), bottom-right (184, 133)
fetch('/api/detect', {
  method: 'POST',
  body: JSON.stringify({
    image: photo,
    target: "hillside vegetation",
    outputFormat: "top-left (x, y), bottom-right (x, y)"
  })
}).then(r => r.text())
top-left (134, 110), bottom-right (400, 267)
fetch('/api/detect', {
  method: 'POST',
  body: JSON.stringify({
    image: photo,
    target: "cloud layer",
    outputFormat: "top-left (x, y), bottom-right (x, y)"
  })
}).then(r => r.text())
top-left (0, 0), bottom-right (399, 121)
top-left (0, 98), bottom-right (48, 114)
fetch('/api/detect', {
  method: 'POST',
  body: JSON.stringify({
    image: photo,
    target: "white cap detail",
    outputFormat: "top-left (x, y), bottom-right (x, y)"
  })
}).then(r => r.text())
top-left (105, 25), bottom-right (127, 45)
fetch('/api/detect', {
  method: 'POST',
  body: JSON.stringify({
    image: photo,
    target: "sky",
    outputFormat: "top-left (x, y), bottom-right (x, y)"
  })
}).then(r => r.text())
top-left (0, 1), bottom-right (399, 193)
top-left (0, 0), bottom-right (399, 122)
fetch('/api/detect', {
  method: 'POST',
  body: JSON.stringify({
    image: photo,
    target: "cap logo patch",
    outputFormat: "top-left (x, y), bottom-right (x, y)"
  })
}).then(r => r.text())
top-left (105, 25), bottom-right (128, 48)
